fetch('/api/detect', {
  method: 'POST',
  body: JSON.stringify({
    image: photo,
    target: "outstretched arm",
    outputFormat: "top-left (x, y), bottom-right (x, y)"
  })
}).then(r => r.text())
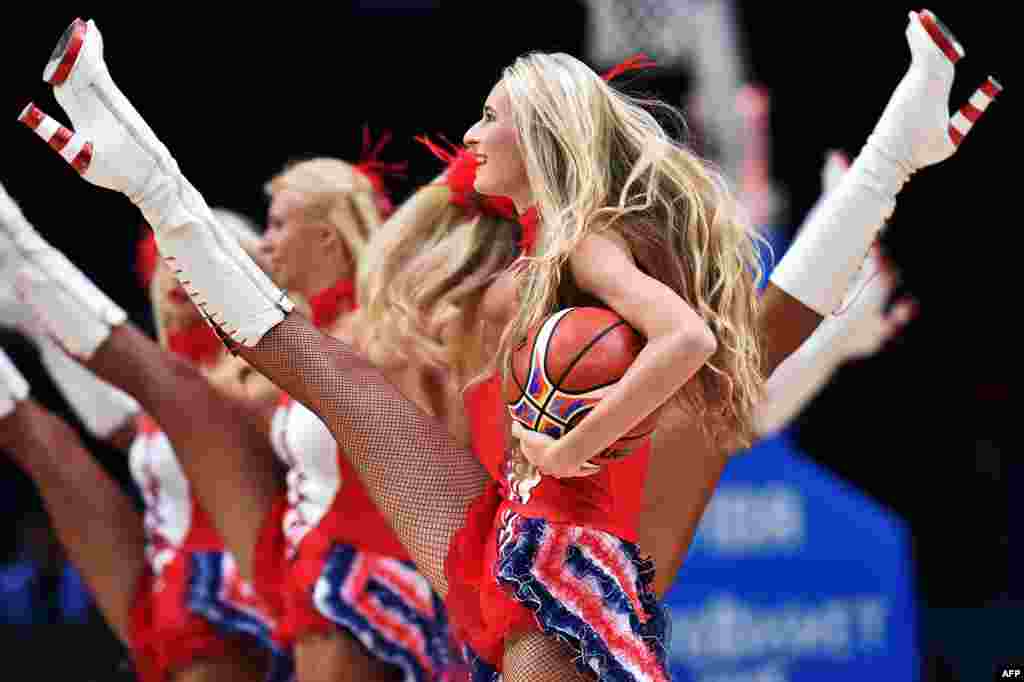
top-left (755, 245), bottom-right (915, 436)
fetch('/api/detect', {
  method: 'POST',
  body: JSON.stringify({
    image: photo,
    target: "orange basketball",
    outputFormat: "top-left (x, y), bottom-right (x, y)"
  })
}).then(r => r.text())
top-left (504, 307), bottom-right (659, 460)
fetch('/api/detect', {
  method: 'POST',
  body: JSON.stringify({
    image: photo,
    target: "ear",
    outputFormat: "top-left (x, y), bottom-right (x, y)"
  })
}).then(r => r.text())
top-left (318, 222), bottom-right (339, 247)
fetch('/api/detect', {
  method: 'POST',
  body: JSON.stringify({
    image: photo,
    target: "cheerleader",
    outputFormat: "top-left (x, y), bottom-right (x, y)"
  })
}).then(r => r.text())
top-left (0, 189), bottom-right (281, 682)
top-left (255, 154), bottom-right (452, 682)
top-left (20, 10), bottom-right (999, 681)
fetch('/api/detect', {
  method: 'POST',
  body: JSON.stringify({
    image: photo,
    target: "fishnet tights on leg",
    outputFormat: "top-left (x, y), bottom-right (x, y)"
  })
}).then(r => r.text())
top-left (241, 314), bottom-right (490, 596)
top-left (503, 630), bottom-right (586, 682)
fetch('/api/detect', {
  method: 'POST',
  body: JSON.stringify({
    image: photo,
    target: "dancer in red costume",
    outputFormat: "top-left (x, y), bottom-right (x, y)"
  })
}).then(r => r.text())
top-left (5, 155), bottom-right (453, 681)
top-left (254, 153), bottom-right (452, 682)
top-left (353, 137), bottom-right (524, 431)
top-left (123, 220), bottom-right (290, 682)
top-left (20, 10), bottom-right (1001, 681)
top-left (0, 189), bottom-right (282, 682)
top-left (0, 352), bottom-right (274, 682)
top-left (354, 140), bottom-right (532, 677)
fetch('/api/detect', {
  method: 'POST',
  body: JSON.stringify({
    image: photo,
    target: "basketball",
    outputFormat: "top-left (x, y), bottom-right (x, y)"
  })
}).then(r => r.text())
top-left (504, 307), bottom-right (659, 460)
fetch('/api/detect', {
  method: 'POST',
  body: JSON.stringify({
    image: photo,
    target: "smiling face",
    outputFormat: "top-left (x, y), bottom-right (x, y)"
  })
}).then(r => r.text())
top-left (463, 82), bottom-right (531, 209)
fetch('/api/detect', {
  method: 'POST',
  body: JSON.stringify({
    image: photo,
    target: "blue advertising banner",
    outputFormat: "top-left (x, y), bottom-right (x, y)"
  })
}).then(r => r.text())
top-left (662, 433), bottom-right (918, 681)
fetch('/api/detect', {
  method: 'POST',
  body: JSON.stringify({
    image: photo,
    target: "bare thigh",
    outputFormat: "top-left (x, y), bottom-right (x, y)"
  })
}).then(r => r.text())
top-left (168, 637), bottom-right (269, 682)
top-left (295, 629), bottom-right (404, 682)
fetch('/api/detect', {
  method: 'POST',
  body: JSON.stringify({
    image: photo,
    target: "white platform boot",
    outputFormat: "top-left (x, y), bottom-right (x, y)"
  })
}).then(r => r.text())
top-left (21, 18), bottom-right (293, 349)
top-left (771, 10), bottom-right (1001, 316)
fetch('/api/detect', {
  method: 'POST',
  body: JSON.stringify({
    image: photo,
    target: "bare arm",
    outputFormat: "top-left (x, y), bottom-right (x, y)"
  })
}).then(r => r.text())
top-left (518, 232), bottom-right (716, 476)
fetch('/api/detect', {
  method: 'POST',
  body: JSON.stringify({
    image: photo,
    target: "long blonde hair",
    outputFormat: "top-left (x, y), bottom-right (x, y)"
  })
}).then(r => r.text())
top-left (500, 52), bottom-right (765, 444)
top-left (264, 158), bottom-right (384, 267)
top-left (354, 184), bottom-right (520, 380)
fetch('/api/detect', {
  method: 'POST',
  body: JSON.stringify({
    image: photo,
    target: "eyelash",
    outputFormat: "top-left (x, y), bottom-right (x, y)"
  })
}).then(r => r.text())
top-left (483, 110), bottom-right (495, 122)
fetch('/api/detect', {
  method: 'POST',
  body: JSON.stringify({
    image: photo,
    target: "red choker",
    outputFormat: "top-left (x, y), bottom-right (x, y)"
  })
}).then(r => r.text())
top-left (310, 278), bottom-right (357, 329)
top-left (415, 136), bottom-right (518, 222)
top-left (518, 207), bottom-right (539, 255)
top-left (167, 321), bottom-right (223, 367)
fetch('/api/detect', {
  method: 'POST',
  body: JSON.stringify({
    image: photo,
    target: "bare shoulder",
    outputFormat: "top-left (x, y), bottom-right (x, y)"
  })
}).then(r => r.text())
top-left (570, 216), bottom-right (640, 271)
top-left (569, 219), bottom-right (645, 295)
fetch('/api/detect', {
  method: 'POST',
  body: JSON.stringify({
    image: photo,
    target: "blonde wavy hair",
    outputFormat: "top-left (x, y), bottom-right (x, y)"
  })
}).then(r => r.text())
top-left (264, 158), bottom-right (385, 267)
top-left (354, 183), bottom-right (521, 380)
top-left (500, 52), bottom-right (766, 444)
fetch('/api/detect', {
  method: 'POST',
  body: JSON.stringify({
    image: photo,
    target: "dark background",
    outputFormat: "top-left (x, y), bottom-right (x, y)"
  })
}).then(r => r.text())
top-left (0, 2), bottom-right (1014, 678)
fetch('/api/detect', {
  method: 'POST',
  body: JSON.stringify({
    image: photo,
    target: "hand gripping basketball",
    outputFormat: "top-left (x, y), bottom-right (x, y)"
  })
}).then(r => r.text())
top-left (510, 421), bottom-right (600, 479)
top-left (504, 307), bottom-right (659, 476)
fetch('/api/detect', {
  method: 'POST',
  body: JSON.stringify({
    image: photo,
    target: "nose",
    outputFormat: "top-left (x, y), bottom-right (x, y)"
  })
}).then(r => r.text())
top-left (259, 231), bottom-right (277, 255)
top-left (252, 242), bottom-right (274, 274)
top-left (463, 121), bottom-right (481, 149)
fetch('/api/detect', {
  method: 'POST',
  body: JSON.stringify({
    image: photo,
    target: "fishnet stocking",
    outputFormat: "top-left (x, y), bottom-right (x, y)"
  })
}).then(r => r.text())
top-left (241, 313), bottom-right (489, 596)
top-left (503, 630), bottom-right (586, 682)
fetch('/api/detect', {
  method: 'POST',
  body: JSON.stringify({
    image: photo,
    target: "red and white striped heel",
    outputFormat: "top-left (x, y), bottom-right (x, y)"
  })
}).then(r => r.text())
top-left (42, 17), bottom-right (88, 86)
top-left (860, 9), bottom-right (1004, 175)
top-left (950, 76), bottom-right (1003, 147)
top-left (20, 18), bottom-right (293, 348)
top-left (18, 102), bottom-right (93, 175)
top-left (769, 10), bottom-right (1000, 317)
top-left (19, 18), bottom-right (179, 197)
top-left (22, 18), bottom-right (96, 174)
top-left (917, 9), bottom-right (965, 64)
top-left (909, 9), bottom-right (1002, 151)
